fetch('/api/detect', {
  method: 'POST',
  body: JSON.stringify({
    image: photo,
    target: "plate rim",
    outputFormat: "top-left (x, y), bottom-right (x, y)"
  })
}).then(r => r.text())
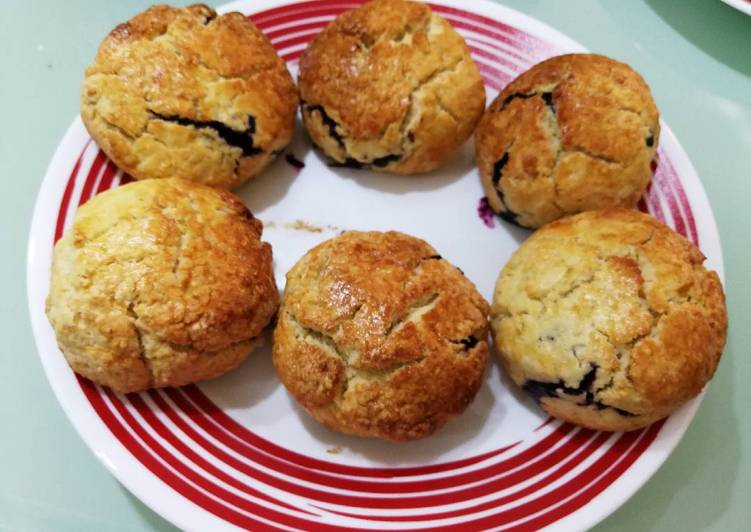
top-left (720, 0), bottom-right (751, 16)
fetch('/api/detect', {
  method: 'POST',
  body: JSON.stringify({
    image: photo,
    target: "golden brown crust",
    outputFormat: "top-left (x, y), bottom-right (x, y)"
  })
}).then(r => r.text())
top-left (298, 0), bottom-right (485, 174)
top-left (273, 231), bottom-right (490, 441)
top-left (46, 178), bottom-right (279, 393)
top-left (81, 4), bottom-right (298, 189)
top-left (490, 209), bottom-right (727, 431)
top-left (476, 54), bottom-right (660, 228)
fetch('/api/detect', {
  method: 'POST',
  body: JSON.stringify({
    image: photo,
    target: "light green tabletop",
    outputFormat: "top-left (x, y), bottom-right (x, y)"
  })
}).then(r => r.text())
top-left (2, 0), bottom-right (749, 530)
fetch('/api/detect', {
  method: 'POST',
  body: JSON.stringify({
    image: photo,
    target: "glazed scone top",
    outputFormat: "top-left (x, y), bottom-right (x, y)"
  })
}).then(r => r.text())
top-left (491, 209), bottom-right (726, 424)
top-left (476, 54), bottom-right (660, 227)
top-left (274, 231), bottom-right (489, 441)
top-left (298, 0), bottom-right (485, 173)
top-left (46, 178), bottom-right (279, 393)
top-left (81, 4), bottom-right (297, 188)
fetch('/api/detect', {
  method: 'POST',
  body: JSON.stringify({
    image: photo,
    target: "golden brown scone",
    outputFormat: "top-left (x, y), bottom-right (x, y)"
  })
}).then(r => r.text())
top-left (491, 209), bottom-right (727, 431)
top-left (298, 0), bottom-right (485, 174)
top-left (46, 178), bottom-right (279, 393)
top-left (273, 231), bottom-right (489, 441)
top-left (476, 54), bottom-right (660, 228)
top-left (81, 4), bottom-right (297, 189)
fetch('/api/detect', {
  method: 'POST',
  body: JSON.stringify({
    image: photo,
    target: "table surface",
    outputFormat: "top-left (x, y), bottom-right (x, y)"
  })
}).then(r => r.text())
top-left (2, 0), bottom-right (750, 530)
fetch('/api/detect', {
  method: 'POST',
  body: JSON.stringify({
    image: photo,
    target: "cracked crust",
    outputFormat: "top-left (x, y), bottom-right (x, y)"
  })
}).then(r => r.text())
top-left (298, 0), bottom-right (485, 174)
top-left (45, 178), bottom-right (279, 393)
top-left (491, 209), bottom-right (727, 431)
top-left (81, 4), bottom-right (297, 189)
top-left (476, 54), bottom-right (660, 228)
top-left (273, 231), bottom-right (490, 441)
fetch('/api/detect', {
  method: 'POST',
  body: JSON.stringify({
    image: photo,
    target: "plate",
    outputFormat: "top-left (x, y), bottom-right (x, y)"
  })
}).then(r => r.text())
top-left (27, 0), bottom-right (724, 530)
top-left (720, 0), bottom-right (751, 15)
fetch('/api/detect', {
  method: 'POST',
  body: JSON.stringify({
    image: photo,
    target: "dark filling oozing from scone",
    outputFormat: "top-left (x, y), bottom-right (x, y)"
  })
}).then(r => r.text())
top-left (491, 153), bottom-right (509, 188)
top-left (285, 153), bottom-right (305, 169)
top-left (490, 91), bottom-right (559, 229)
top-left (541, 91), bottom-right (555, 113)
top-left (152, 113), bottom-right (261, 157)
top-left (491, 151), bottom-right (526, 227)
top-left (500, 92), bottom-right (536, 110)
top-left (645, 132), bottom-right (655, 147)
top-left (371, 153), bottom-right (403, 167)
top-left (331, 153), bottom-right (402, 169)
top-left (329, 158), bottom-right (363, 169)
top-left (498, 89), bottom-right (554, 112)
top-left (303, 102), bottom-right (402, 170)
top-left (305, 104), bottom-right (345, 148)
top-left (523, 362), bottom-right (636, 417)
top-left (451, 336), bottom-right (479, 349)
top-left (414, 254), bottom-right (476, 350)
top-left (421, 253), bottom-right (464, 274)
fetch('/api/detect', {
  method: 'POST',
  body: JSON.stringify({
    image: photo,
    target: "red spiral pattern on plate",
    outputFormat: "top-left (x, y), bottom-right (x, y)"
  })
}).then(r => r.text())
top-left (50, 1), bottom-right (696, 529)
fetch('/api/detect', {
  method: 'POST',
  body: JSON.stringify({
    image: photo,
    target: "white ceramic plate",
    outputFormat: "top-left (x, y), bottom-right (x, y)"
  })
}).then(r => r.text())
top-left (720, 0), bottom-right (751, 15)
top-left (27, 1), bottom-right (724, 530)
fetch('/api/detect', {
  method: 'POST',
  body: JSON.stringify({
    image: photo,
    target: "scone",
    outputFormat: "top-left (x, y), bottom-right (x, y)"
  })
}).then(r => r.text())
top-left (491, 209), bottom-right (727, 431)
top-left (298, 0), bottom-right (485, 174)
top-left (476, 54), bottom-right (660, 228)
top-left (81, 4), bottom-right (297, 189)
top-left (46, 178), bottom-right (279, 393)
top-left (273, 231), bottom-right (489, 441)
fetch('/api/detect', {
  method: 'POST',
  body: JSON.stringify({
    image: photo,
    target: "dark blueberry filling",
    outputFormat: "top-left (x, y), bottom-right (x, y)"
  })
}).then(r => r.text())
top-left (329, 155), bottom-right (401, 170)
top-left (491, 152), bottom-right (523, 225)
top-left (492, 152), bottom-right (509, 187)
top-left (541, 91), bottom-right (555, 114)
top-left (646, 134), bottom-right (655, 147)
top-left (371, 153), bottom-right (402, 167)
top-left (578, 363), bottom-right (598, 403)
top-left (329, 157), bottom-right (364, 169)
top-left (523, 363), bottom-right (598, 399)
top-left (523, 379), bottom-right (565, 401)
top-left (284, 153), bottom-right (305, 170)
top-left (305, 104), bottom-right (345, 148)
top-left (477, 197), bottom-right (496, 229)
top-left (452, 336), bottom-right (479, 349)
top-left (496, 205), bottom-right (523, 226)
top-left (152, 113), bottom-right (260, 156)
top-left (522, 363), bottom-right (636, 417)
top-left (501, 92), bottom-right (536, 109)
top-left (407, 131), bottom-right (415, 143)
top-left (304, 102), bottom-right (401, 169)
top-left (424, 254), bottom-right (442, 260)
top-left (488, 92), bottom-right (560, 230)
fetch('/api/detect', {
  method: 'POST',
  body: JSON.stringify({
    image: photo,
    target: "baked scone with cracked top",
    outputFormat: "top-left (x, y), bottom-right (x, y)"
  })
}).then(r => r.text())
top-left (491, 209), bottom-right (727, 431)
top-left (81, 4), bottom-right (297, 189)
top-left (476, 54), bottom-right (660, 228)
top-left (46, 178), bottom-right (279, 393)
top-left (298, 0), bottom-right (485, 174)
top-left (273, 231), bottom-right (489, 441)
